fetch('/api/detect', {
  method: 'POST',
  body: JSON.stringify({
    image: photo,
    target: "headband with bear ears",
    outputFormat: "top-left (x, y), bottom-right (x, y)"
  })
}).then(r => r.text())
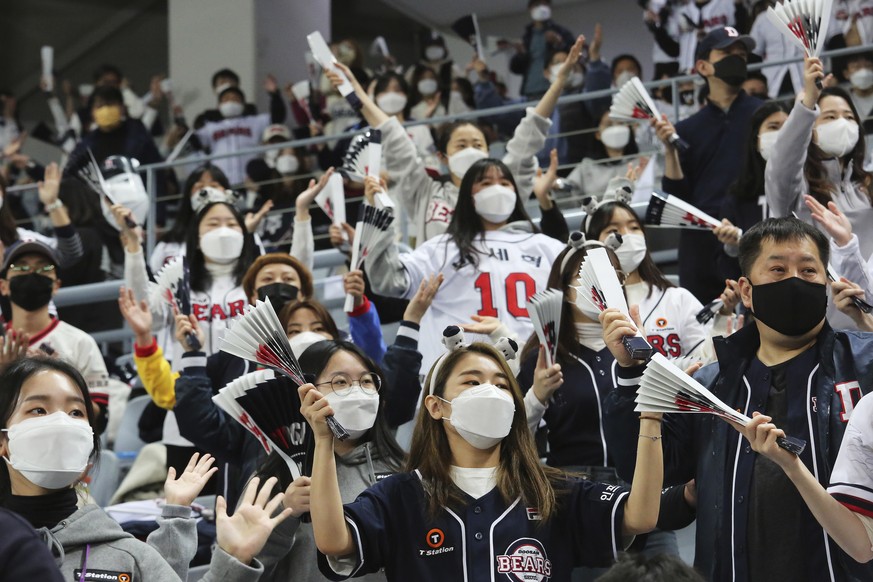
top-left (191, 186), bottom-right (244, 214)
top-left (426, 326), bottom-right (519, 396)
top-left (580, 176), bottom-right (634, 233)
top-left (558, 230), bottom-right (623, 275)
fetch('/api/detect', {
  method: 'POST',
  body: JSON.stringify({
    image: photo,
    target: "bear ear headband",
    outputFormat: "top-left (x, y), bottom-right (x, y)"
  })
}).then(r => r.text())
top-left (191, 187), bottom-right (243, 214)
top-left (559, 231), bottom-right (623, 275)
top-left (426, 326), bottom-right (519, 395)
top-left (581, 176), bottom-right (634, 232)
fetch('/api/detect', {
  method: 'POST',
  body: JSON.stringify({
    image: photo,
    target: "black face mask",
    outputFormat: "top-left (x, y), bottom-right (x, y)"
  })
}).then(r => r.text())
top-left (750, 277), bottom-right (827, 337)
top-left (711, 54), bottom-right (748, 87)
top-left (8, 274), bottom-right (54, 312)
top-left (257, 282), bottom-right (299, 314)
top-left (679, 89), bottom-right (696, 106)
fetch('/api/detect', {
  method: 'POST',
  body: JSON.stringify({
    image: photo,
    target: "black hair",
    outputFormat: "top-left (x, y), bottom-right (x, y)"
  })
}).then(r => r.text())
top-left (611, 54), bottom-right (643, 78)
top-left (59, 177), bottom-right (102, 227)
top-left (93, 64), bottom-right (122, 84)
top-left (584, 201), bottom-right (675, 296)
top-left (528, 0), bottom-right (551, 6)
top-left (184, 202), bottom-right (256, 291)
top-left (444, 158), bottom-right (535, 270)
top-left (212, 68), bottom-right (240, 88)
top-left (409, 64), bottom-right (443, 108)
top-left (592, 110), bottom-right (640, 159)
top-left (744, 71), bottom-right (768, 91)
top-left (0, 357), bottom-right (100, 504)
top-left (255, 340), bottom-right (405, 490)
top-left (596, 552), bottom-right (706, 582)
top-left (163, 164), bottom-right (232, 243)
top-left (0, 174), bottom-right (20, 247)
top-left (218, 86), bottom-right (246, 102)
top-left (727, 101), bottom-right (790, 203)
top-left (452, 77), bottom-right (476, 110)
top-left (435, 120), bottom-right (489, 155)
top-left (90, 85), bottom-right (124, 108)
top-left (373, 72), bottom-right (412, 118)
top-left (738, 217), bottom-right (829, 277)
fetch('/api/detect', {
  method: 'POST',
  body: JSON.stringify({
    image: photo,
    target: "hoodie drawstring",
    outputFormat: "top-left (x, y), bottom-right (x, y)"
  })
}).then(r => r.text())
top-left (38, 527), bottom-right (66, 566)
top-left (364, 442), bottom-right (376, 485)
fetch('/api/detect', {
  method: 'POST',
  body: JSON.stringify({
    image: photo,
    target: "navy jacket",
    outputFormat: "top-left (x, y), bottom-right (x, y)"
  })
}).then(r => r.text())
top-left (0, 508), bottom-right (65, 581)
top-left (509, 20), bottom-right (576, 95)
top-left (603, 323), bottom-right (873, 581)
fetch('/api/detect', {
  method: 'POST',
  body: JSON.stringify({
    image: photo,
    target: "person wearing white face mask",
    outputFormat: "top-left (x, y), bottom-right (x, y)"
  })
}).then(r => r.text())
top-left (364, 158), bottom-right (565, 371)
top-left (509, 0), bottom-right (576, 100)
top-left (372, 73), bottom-right (440, 170)
top-left (327, 37), bottom-right (586, 244)
top-left (566, 111), bottom-right (642, 198)
top-left (536, 47), bottom-right (589, 167)
top-left (302, 341), bottom-right (664, 581)
top-left (843, 53), bottom-right (873, 133)
top-left (765, 56), bottom-right (873, 268)
top-left (0, 357), bottom-right (290, 581)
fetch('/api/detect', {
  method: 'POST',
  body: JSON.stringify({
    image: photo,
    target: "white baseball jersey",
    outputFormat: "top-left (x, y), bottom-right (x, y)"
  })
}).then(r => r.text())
top-left (399, 229), bottom-right (565, 370)
top-left (677, 0), bottom-right (736, 72)
top-left (195, 113), bottom-right (271, 186)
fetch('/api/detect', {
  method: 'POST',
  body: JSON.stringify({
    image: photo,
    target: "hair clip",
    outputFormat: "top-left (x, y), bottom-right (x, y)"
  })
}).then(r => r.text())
top-left (559, 231), bottom-right (587, 274)
top-left (191, 187), bottom-right (242, 214)
top-left (603, 232), bottom-right (623, 250)
top-left (493, 337), bottom-right (519, 362)
top-left (427, 326), bottom-right (518, 395)
top-left (581, 177), bottom-right (635, 231)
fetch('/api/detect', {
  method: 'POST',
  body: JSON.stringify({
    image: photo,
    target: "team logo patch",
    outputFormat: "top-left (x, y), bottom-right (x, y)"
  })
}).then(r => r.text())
top-left (426, 528), bottom-right (444, 548)
top-left (526, 507), bottom-right (541, 521)
top-left (656, 317), bottom-right (668, 328)
top-left (419, 528), bottom-right (455, 557)
top-left (72, 570), bottom-right (132, 582)
top-left (496, 538), bottom-right (553, 581)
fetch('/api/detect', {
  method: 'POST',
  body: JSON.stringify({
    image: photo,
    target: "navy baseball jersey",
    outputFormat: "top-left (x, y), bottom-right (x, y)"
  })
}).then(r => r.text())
top-left (317, 470), bottom-right (629, 581)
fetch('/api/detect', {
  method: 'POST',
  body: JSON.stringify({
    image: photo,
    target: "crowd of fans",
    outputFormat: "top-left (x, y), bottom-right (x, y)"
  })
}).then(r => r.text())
top-left (1, 0), bottom-right (873, 580)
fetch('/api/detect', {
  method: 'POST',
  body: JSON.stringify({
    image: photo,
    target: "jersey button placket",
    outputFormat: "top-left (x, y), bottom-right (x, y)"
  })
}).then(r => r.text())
top-left (474, 532), bottom-right (484, 541)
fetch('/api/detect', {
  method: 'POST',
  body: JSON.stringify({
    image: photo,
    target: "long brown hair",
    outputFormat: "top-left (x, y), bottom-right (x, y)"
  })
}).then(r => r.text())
top-left (407, 343), bottom-right (565, 521)
top-left (805, 87), bottom-right (873, 205)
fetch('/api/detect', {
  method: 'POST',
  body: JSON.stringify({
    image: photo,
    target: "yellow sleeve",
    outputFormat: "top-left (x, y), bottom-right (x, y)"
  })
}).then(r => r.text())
top-left (133, 343), bottom-right (180, 410)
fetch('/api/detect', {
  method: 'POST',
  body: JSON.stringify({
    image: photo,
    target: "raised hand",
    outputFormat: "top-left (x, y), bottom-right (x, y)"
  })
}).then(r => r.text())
top-left (651, 114), bottom-right (679, 150)
top-left (296, 167), bottom-right (335, 221)
top-left (719, 279), bottom-right (741, 314)
top-left (599, 304), bottom-right (646, 367)
top-left (363, 175), bottom-right (387, 206)
top-left (533, 149), bottom-right (559, 209)
top-left (403, 274), bottom-right (444, 324)
top-left (37, 162), bottom-right (61, 206)
top-left (0, 330), bottom-right (30, 369)
top-left (245, 200), bottom-right (274, 233)
top-left (283, 476), bottom-right (312, 518)
top-left (216, 476), bottom-right (292, 565)
top-left (804, 195), bottom-right (852, 247)
top-left (329, 222), bottom-right (355, 253)
top-left (801, 56), bottom-right (824, 109)
top-left (118, 287), bottom-right (153, 345)
top-left (589, 23), bottom-right (603, 62)
top-left (298, 383), bottom-right (335, 441)
top-left (164, 453), bottom-right (218, 507)
top-left (264, 74), bottom-right (279, 94)
top-left (531, 345), bottom-right (563, 405)
top-left (343, 270), bottom-right (366, 310)
top-left (557, 35), bottom-right (585, 80)
top-left (713, 218), bottom-right (741, 247)
top-left (175, 313), bottom-right (205, 353)
top-left (459, 314), bottom-right (502, 335)
top-left (832, 277), bottom-right (873, 331)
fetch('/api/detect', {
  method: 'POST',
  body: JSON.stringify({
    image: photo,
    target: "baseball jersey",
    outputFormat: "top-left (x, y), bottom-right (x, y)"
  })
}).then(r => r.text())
top-left (828, 391), bottom-right (873, 517)
top-left (676, 0), bottom-right (736, 72)
top-left (195, 113), bottom-right (271, 186)
top-left (399, 229), bottom-right (565, 370)
top-left (318, 470), bottom-right (629, 581)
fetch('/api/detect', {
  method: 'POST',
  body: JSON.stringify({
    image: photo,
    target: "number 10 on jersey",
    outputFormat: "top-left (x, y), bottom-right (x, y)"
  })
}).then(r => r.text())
top-left (474, 272), bottom-right (537, 318)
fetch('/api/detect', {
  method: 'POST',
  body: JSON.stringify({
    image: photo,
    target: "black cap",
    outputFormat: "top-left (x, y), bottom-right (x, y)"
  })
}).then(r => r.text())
top-left (218, 86), bottom-right (245, 102)
top-left (695, 26), bottom-right (756, 62)
top-left (2, 240), bottom-right (60, 276)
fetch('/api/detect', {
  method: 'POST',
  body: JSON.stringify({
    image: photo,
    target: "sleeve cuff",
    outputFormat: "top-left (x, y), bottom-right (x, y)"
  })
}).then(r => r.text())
top-left (524, 387), bottom-right (548, 413)
top-left (53, 223), bottom-right (75, 237)
top-left (616, 363), bottom-right (646, 387)
top-left (125, 247), bottom-right (144, 259)
top-left (395, 321), bottom-right (420, 346)
top-left (180, 351), bottom-right (208, 372)
top-left (161, 504), bottom-right (193, 518)
top-left (135, 338), bottom-right (159, 358)
top-left (347, 295), bottom-right (371, 317)
top-left (830, 233), bottom-right (859, 255)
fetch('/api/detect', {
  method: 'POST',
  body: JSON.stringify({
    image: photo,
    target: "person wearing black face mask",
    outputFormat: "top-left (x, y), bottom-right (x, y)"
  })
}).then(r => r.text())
top-left (0, 241), bottom-right (110, 432)
top-left (602, 217), bottom-right (873, 582)
top-left (652, 27), bottom-right (763, 304)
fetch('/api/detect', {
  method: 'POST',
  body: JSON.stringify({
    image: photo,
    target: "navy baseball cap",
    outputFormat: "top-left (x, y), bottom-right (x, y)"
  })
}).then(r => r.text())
top-left (696, 26), bottom-right (756, 61)
top-left (1, 240), bottom-right (60, 276)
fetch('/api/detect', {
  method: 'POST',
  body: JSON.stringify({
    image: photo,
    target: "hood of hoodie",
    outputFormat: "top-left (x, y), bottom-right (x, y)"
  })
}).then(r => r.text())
top-left (499, 220), bottom-right (535, 234)
top-left (48, 504), bottom-right (134, 547)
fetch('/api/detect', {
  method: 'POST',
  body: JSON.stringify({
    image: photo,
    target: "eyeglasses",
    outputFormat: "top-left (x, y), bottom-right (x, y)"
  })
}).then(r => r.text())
top-left (8, 264), bottom-right (55, 274)
top-left (316, 372), bottom-right (381, 397)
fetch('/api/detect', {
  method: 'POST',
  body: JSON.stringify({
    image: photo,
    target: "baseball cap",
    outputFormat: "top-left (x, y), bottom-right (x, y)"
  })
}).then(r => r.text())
top-left (2, 240), bottom-right (60, 276)
top-left (218, 86), bottom-right (246, 102)
top-left (695, 27), bottom-right (756, 62)
top-left (262, 124), bottom-right (291, 143)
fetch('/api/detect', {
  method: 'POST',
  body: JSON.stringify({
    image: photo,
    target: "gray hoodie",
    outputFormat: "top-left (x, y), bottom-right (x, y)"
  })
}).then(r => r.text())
top-left (256, 442), bottom-right (396, 582)
top-left (42, 503), bottom-right (263, 581)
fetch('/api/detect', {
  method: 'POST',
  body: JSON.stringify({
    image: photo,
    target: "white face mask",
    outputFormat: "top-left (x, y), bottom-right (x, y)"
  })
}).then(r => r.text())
top-left (615, 71), bottom-right (636, 89)
top-left (474, 184), bottom-right (517, 223)
top-left (614, 232), bottom-right (648, 273)
top-left (200, 226), bottom-right (244, 264)
top-left (447, 147), bottom-right (488, 179)
top-left (530, 4), bottom-right (552, 21)
top-left (758, 129), bottom-right (781, 161)
top-left (276, 154), bottom-right (300, 175)
top-left (265, 149), bottom-right (279, 168)
top-left (601, 125), bottom-right (631, 150)
top-left (441, 383), bottom-right (515, 449)
top-left (850, 68), bottom-right (873, 91)
top-left (425, 46), bottom-right (446, 61)
top-left (815, 117), bottom-right (860, 158)
top-left (376, 92), bottom-right (408, 115)
top-left (549, 64), bottom-right (564, 84)
top-left (3, 411), bottom-right (94, 490)
top-left (418, 78), bottom-right (438, 96)
top-left (288, 331), bottom-right (328, 359)
top-left (575, 322), bottom-right (606, 352)
top-left (567, 71), bottom-right (585, 89)
top-left (219, 101), bottom-right (244, 118)
top-left (324, 390), bottom-right (379, 440)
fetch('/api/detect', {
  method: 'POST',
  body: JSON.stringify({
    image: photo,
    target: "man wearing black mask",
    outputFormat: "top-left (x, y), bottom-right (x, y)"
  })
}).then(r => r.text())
top-left (653, 26), bottom-right (763, 303)
top-left (0, 241), bottom-right (110, 429)
top-left (603, 217), bottom-right (873, 581)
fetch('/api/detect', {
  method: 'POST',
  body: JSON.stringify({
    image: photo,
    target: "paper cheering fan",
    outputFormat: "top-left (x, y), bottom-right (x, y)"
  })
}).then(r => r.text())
top-left (341, 129), bottom-right (393, 209)
top-left (766, 0), bottom-right (832, 59)
top-left (451, 14), bottom-right (485, 61)
top-left (636, 353), bottom-right (807, 455)
top-left (78, 150), bottom-right (138, 230)
top-left (220, 298), bottom-right (350, 441)
top-left (645, 191), bottom-right (721, 230)
top-left (212, 370), bottom-right (304, 479)
top-left (344, 204), bottom-right (395, 312)
top-left (154, 257), bottom-right (201, 351)
top-left (306, 31), bottom-right (362, 111)
top-left (527, 289), bottom-right (564, 366)
top-left (575, 247), bottom-right (653, 360)
top-left (695, 299), bottom-right (724, 324)
top-left (827, 264), bottom-right (873, 314)
top-left (609, 77), bottom-right (689, 154)
top-left (314, 172), bottom-right (347, 226)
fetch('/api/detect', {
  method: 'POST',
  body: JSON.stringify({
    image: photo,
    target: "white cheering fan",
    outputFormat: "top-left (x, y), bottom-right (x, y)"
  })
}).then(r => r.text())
top-left (645, 191), bottom-right (721, 230)
top-left (78, 151), bottom-right (139, 230)
top-left (314, 172), bottom-right (347, 226)
top-left (341, 129), bottom-right (393, 209)
top-left (344, 204), bottom-right (395, 312)
top-left (695, 298), bottom-right (725, 324)
top-left (609, 77), bottom-right (689, 153)
top-left (212, 370), bottom-right (304, 479)
top-left (575, 247), bottom-right (653, 360)
top-left (636, 353), bottom-right (807, 455)
top-left (526, 289), bottom-right (564, 366)
top-left (220, 298), bottom-right (350, 441)
top-left (307, 30), bottom-right (362, 111)
top-left (154, 256), bottom-right (200, 351)
top-left (766, 0), bottom-right (833, 66)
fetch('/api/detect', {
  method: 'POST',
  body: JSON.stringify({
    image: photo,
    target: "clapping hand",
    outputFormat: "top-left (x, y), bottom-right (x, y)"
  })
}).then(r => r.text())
top-left (164, 453), bottom-right (218, 507)
top-left (216, 476), bottom-right (293, 565)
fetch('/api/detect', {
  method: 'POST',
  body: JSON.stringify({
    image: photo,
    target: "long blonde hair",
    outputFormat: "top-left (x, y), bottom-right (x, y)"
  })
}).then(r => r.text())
top-left (406, 343), bottom-right (564, 521)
